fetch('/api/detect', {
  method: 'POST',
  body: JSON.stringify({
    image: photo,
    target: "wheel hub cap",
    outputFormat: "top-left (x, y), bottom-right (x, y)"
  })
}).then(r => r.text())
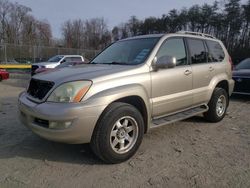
top-left (216, 95), bottom-right (226, 117)
top-left (117, 129), bottom-right (126, 139)
top-left (110, 116), bottom-right (139, 154)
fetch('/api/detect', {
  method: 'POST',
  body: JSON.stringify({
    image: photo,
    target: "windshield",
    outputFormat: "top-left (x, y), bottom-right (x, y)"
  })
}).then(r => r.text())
top-left (91, 37), bottom-right (160, 65)
top-left (48, 55), bottom-right (63, 62)
top-left (236, 58), bottom-right (250, 70)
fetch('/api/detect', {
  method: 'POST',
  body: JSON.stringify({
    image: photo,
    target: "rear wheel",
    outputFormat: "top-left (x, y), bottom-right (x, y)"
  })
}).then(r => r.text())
top-left (91, 102), bottom-right (144, 164)
top-left (204, 87), bottom-right (228, 122)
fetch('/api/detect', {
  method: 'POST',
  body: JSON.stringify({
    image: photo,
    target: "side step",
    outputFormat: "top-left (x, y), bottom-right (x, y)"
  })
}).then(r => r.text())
top-left (151, 105), bottom-right (208, 128)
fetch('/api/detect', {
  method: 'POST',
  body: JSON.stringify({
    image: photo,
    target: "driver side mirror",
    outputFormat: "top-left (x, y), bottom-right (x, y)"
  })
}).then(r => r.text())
top-left (153, 56), bottom-right (176, 70)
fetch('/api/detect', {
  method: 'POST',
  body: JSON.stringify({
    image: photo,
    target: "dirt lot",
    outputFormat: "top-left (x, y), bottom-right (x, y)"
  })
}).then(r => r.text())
top-left (0, 77), bottom-right (249, 188)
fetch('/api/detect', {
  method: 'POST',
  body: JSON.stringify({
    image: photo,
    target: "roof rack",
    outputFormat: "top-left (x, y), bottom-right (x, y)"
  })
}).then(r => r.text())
top-left (176, 31), bottom-right (216, 39)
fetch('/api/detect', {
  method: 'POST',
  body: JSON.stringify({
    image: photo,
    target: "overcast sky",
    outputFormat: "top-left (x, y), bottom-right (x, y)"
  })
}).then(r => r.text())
top-left (10, 0), bottom-right (220, 38)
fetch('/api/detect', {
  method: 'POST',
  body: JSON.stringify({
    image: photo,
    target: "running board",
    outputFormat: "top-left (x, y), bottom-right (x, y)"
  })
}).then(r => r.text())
top-left (151, 105), bottom-right (208, 128)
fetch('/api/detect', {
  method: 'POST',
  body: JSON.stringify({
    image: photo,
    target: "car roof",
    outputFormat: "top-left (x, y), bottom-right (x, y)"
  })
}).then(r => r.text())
top-left (55, 55), bottom-right (82, 57)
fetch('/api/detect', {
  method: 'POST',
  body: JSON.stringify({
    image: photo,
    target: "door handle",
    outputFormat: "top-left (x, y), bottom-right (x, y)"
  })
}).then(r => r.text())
top-left (184, 70), bottom-right (192, 75)
top-left (209, 66), bottom-right (214, 71)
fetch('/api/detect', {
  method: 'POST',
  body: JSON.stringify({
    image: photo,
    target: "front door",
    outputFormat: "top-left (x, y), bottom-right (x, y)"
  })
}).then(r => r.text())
top-left (151, 37), bottom-right (193, 117)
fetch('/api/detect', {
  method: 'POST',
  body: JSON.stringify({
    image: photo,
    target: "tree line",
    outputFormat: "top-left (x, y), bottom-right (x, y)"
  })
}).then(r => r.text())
top-left (0, 0), bottom-right (52, 46)
top-left (0, 0), bottom-right (249, 62)
top-left (111, 0), bottom-right (250, 62)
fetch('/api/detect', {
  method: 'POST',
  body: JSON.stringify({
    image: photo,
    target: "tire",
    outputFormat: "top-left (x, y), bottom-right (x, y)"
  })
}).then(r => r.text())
top-left (0, 75), bottom-right (2, 82)
top-left (204, 87), bottom-right (228, 122)
top-left (91, 102), bottom-right (144, 164)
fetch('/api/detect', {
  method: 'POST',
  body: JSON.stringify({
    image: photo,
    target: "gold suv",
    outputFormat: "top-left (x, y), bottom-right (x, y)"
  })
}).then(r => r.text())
top-left (18, 31), bottom-right (234, 163)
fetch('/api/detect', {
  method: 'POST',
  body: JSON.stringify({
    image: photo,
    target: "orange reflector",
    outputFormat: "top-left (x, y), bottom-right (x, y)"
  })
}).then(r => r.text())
top-left (73, 86), bottom-right (90, 102)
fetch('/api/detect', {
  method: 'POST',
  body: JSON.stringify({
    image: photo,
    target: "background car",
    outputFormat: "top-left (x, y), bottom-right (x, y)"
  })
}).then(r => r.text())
top-left (34, 61), bottom-right (87, 75)
top-left (0, 69), bottom-right (9, 81)
top-left (31, 55), bottom-right (85, 75)
top-left (232, 58), bottom-right (250, 95)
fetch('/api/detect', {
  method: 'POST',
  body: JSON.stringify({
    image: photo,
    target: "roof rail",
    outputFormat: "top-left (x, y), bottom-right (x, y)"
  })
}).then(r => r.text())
top-left (176, 31), bottom-right (216, 39)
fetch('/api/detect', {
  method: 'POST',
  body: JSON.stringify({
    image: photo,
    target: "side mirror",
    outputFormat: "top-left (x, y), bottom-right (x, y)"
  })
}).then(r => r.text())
top-left (153, 56), bottom-right (176, 70)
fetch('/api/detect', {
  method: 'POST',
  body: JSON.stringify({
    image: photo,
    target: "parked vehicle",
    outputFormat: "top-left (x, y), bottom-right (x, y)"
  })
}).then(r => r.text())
top-left (18, 31), bottom-right (234, 163)
top-left (0, 69), bottom-right (9, 81)
top-left (232, 58), bottom-right (250, 95)
top-left (34, 61), bottom-right (87, 75)
top-left (31, 55), bottom-right (85, 75)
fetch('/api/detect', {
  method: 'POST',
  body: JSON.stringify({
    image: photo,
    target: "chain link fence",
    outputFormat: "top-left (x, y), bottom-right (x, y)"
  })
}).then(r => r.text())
top-left (0, 43), bottom-right (100, 64)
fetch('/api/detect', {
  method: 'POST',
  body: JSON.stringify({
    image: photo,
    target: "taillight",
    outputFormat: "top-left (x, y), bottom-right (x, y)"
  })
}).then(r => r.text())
top-left (229, 56), bottom-right (233, 70)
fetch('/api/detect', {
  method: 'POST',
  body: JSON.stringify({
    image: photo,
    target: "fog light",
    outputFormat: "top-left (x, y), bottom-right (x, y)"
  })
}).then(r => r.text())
top-left (49, 121), bottom-right (72, 129)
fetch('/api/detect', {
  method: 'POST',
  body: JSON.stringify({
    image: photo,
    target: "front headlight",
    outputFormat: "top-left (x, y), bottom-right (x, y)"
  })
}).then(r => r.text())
top-left (47, 81), bottom-right (92, 103)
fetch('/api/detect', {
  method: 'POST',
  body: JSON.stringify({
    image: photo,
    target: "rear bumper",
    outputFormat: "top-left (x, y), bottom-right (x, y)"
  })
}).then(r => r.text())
top-left (18, 92), bottom-right (106, 144)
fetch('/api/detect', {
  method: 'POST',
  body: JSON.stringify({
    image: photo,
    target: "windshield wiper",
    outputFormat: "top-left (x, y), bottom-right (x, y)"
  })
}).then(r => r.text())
top-left (108, 61), bottom-right (129, 65)
top-left (90, 61), bottom-right (129, 65)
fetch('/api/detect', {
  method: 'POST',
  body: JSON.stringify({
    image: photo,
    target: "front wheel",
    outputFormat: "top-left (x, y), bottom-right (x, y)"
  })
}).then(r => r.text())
top-left (204, 87), bottom-right (228, 122)
top-left (91, 102), bottom-right (144, 164)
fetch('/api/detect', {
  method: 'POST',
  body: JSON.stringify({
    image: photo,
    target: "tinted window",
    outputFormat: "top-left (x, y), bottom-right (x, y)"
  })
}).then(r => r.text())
top-left (187, 39), bottom-right (207, 64)
top-left (206, 40), bottom-right (225, 62)
top-left (156, 38), bottom-right (187, 66)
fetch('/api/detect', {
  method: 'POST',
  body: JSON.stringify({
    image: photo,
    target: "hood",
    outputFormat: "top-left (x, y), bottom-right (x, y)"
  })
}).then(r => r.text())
top-left (33, 64), bottom-right (136, 84)
top-left (233, 69), bottom-right (250, 77)
top-left (33, 62), bottom-right (59, 68)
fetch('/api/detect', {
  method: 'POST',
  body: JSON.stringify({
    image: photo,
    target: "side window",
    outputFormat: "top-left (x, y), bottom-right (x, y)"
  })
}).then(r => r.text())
top-left (64, 57), bottom-right (71, 62)
top-left (71, 57), bottom-right (82, 62)
top-left (206, 40), bottom-right (225, 62)
top-left (187, 39), bottom-right (207, 64)
top-left (156, 38), bottom-right (187, 66)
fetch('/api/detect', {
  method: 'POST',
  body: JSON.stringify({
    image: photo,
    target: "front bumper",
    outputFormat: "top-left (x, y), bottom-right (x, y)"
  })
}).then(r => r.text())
top-left (18, 92), bottom-right (106, 144)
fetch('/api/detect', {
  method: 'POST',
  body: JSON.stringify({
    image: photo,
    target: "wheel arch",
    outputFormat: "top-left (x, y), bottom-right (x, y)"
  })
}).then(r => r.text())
top-left (87, 84), bottom-right (151, 135)
top-left (114, 96), bottom-right (149, 133)
top-left (215, 80), bottom-right (229, 95)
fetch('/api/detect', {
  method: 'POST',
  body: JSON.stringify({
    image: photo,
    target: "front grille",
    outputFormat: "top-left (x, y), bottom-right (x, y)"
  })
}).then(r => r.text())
top-left (31, 65), bottom-right (39, 76)
top-left (233, 77), bottom-right (250, 93)
top-left (27, 79), bottom-right (54, 100)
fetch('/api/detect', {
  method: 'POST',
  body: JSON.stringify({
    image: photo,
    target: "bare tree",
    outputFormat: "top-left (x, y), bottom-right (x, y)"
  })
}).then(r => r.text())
top-left (0, 0), bottom-right (52, 46)
top-left (0, 0), bottom-right (11, 43)
top-left (62, 17), bottom-right (111, 50)
top-left (36, 19), bottom-right (52, 46)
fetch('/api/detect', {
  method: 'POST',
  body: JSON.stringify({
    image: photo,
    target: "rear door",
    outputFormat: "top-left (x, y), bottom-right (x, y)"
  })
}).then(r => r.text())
top-left (186, 38), bottom-right (214, 105)
top-left (206, 40), bottom-right (226, 77)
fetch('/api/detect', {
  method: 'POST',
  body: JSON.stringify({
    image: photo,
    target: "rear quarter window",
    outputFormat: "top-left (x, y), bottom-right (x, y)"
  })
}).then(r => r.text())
top-left (206, 40), bottom-right (225, 62)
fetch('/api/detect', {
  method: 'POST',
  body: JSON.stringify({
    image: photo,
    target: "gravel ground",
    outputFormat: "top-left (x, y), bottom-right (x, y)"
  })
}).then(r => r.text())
top-left (0, 78), bottom-right (249, 188)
